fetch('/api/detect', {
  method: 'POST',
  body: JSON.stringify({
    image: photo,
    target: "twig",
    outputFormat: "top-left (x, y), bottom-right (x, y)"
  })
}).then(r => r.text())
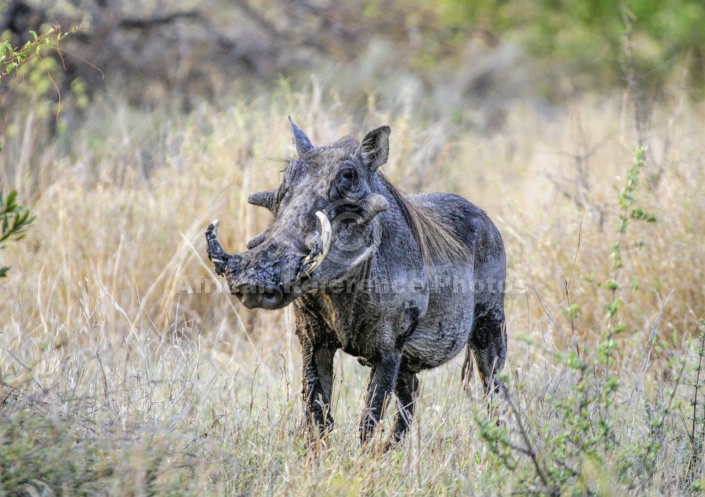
top-left (630, 357), bottom-right (687, 490)
top-left (499, 387), bottom-right (558, 496)
top-left (564, 223), bottom-right (582, 355)
top-left (118, 11), bottom-right (202, 29)
top-left (685, 329), bottom-right (705, 486)
top-left (533, 287), bottom-right (570, 350)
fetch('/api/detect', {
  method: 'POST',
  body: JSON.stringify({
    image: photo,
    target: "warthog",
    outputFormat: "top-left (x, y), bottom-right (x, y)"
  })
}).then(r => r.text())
top-left (206, 119), bottom-right (507, 444)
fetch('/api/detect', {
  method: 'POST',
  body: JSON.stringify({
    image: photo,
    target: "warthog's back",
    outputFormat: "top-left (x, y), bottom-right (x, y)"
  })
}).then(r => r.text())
top-left (399, 192), bottom-right (506, 373)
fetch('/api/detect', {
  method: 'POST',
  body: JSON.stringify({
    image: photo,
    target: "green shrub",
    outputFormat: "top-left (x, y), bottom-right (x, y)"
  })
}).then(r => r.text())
top-left (0, 190), bottom-right (35, 278)
top-left (0, 26), bottom-right (78, 277)
top-left (474, 146), bottom-right (699, 495)
top-left (429, 0), bottom-right (705, 97)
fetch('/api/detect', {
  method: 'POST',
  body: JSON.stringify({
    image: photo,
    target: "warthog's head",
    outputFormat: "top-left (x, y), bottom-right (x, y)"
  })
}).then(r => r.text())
top-left (206, 119), bottom-right (391, 309)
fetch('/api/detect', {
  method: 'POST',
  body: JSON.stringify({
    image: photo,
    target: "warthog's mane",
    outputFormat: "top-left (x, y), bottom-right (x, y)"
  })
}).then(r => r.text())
top-left (379, 174), bottom-right (471, 267)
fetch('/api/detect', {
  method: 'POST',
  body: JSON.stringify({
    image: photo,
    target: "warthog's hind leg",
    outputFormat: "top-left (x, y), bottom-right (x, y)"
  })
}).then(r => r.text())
top-left (468, 304), bottom-right (507, 398)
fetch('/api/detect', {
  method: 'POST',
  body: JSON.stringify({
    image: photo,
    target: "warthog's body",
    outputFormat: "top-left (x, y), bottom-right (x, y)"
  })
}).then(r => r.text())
top-left (207, 121), bottom-right (506, 444)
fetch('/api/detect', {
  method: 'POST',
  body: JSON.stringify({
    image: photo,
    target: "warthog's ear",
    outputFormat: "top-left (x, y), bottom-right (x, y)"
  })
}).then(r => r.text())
top-left (288, 116), bottom-right (314, 156)
top-left (358, 126), bottom-right (391, 172)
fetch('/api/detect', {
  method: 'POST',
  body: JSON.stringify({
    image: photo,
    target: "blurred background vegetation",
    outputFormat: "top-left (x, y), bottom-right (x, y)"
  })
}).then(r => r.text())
top-left (0, 0), bottom-right (702, 203)
top-left (2, 0), bottom-right (704, 125)
top-left (2, 1), bottom-right (705, 494)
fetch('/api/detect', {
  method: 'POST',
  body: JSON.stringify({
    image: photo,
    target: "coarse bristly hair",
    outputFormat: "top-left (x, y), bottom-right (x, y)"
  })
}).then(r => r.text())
top-left (380, 174), bottom-right (471, 267)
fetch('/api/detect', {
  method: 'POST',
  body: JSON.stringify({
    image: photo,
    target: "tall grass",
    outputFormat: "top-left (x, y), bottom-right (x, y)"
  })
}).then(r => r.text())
top-left (1, 83), bottom-right (704, 494)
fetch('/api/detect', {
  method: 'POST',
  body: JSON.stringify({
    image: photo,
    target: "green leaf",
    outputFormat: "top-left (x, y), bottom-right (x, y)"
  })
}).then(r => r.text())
top-left (7, 190), bottom-right (17, 209)
top-left (630, 206), bottom-right (657, 222)
top-left (604, 298), bottom-right (622, 318)
top-left (613, 323), bottom-right (627, 334)
top-left (561, 303), bottom-right (580, 321)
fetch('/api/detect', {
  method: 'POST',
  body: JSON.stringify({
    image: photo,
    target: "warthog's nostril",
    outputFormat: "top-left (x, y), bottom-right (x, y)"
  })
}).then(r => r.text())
top-left (261, 288), bottom-right (282, 305)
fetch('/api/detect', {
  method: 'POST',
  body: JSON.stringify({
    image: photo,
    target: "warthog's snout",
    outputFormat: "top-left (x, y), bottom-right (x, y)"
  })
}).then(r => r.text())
top-left (230, 280), bottom-right (284, 309)
top-left (206, 213), bottom-right (333, 309)
top-left (206, 220), bottom-right (288, 309)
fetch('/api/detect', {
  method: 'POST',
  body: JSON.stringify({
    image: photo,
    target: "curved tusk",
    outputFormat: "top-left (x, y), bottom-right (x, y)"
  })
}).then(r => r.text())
top-left (298, 211), bottom-right (333, 279)
top-left (316, 211), bottom-right (332, 262)
top-left (206, 219), bottom-right (231, 276)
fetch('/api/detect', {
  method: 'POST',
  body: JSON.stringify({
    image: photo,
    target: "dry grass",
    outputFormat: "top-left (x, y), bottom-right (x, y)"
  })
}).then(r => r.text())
top-left (1, 84), bottom-right (704, 495)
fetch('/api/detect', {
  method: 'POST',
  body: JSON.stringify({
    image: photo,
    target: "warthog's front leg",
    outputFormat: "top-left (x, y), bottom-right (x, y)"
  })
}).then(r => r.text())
top-left (301, 343), bottom-right (336, 439)
top-left (392, 370), bottom-right (419, 442)
top-left (360, 350), bottom-right (401, 443)
top-left (295, 302), bottom-right (339, 443)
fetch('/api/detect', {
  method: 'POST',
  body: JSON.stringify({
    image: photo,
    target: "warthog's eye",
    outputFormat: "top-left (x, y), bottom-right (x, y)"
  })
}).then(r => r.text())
top-left (331, 164), bottom-right (362, 201)
top-left (337, 166), bottom-right (357, 184)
